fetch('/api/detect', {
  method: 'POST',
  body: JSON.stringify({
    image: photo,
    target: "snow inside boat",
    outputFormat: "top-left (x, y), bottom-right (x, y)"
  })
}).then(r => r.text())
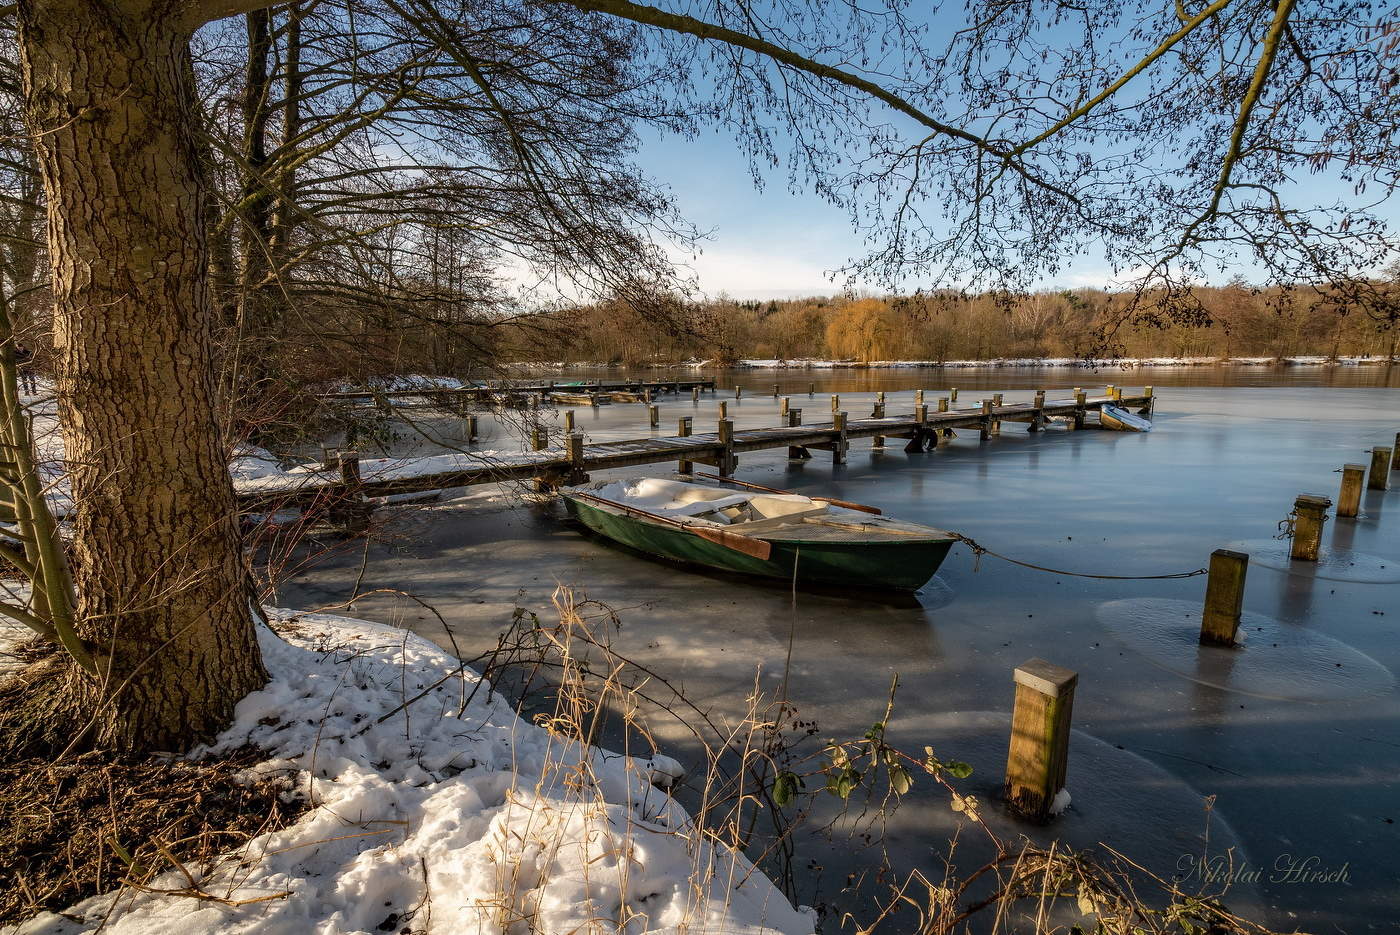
top-left (561, 477), bottom-right (956, 590)
top-left (1099, 404), bottom-right (1152, 432)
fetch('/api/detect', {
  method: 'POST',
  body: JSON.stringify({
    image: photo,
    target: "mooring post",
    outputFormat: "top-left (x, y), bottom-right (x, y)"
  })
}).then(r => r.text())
top-left (1201, 549), bottom-right (1248, 646)
top-left (692, 386), bottom-right (699, 403)
top-left (788, 408), bottom-right (810, 459)
top-left (563, 410), bottom-right (575, 432)
top-left (1004, 658), bottom-right (1076, 823)
top-left (643, 388), bottom-right (652, 404)
top-left (1073, 389), bottom-right (1086, 430)
top-left (991, 393), bottom-right (1003, 436)
top-left (873, 396), bottom-right (886, 448)
top-left (916, 403), bottom-right (928, 425)
top-left (719, 400), bottom-right (728, 420)
top-left (718, 418), bottom-right (737, 475)
top-left (1030, 390), bottom-right (1046, 432)
top-left (1393, 432), bottom-right (1400, 469)
top-left (809, 381), bottom-right (815, 396)
top-left (915, 389), bottom-right (924, 411)
top-left (735, 385), bottom-right (742, 399)
top-left (677, 416), bottom-right (693, 475)
top-left (466, 414), bottom-right (479, 442)
top-left (937, 396), bottom-right (948, 413)
top-left (980, 399), bottom-right (993, 441)
top-left (1338, 463), bottom-right (1366, 517)
top-left (566, 432), bottom-right (589, 485)
top-left (773, 383), bottom-right (780, 397)
top-left (330, 449), bottom-right (370, 534)
top-left (531, 426), bottom-right (547, 451)
top-left (832, 411), bottom-right (848, 465)
top-left (1368, 446), bottom-right (1392, 490)
top-left (949, 387), bottom-right (958, 404)
top-left (780, 396), bottom-right (790, 420)
top-left (831, 393), bottom-right (840, 412)
top-left (648, 404), bottom-right (659, 428)
top-left (1139, 386), bottom-right (1155, 417)
top-left (1290, 494), bottom-right (1331, 561)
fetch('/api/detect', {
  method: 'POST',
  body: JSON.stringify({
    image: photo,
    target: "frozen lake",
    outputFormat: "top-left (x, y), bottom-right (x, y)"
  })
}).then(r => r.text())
top-left (278, 366), bottom-right (1400, 932)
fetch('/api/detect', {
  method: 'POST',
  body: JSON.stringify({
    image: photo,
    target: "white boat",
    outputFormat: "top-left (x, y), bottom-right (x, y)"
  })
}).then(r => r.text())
top-left (1099, 404), bottom-right (1152, 432)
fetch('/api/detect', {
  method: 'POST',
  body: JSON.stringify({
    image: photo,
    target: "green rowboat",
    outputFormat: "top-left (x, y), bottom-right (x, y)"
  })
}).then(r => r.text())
top-left (561, 477), bottom-right (956, 591)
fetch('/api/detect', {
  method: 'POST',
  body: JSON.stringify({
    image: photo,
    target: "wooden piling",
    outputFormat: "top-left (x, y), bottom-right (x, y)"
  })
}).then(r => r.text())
top-left (1004, 658), bottom-right (1076, 823)
top-left (787, 408), bottom-right (810, 459)
top-left (1139, 386), bottom-right (1154, 417)
top-left (916, 403), bottom-right (928, 425)
top-left (991, 393), bottom-right (1002, 436)
top-left (692, 387), bottom-right (699, 403)
top-left (780, 396), bottom-right (790, 419)
top-left (832, 412), bottom-right (848, 465)
top-left (809, 381), bottom-right (815, 396)
top-left (1289, 494), bottom-right (1331, 561)
top-left (566, 432), bottom-right (589, 485)
top-left (648, 404), bottom-right (659, 428)
top-left (831, 393), bottom-right (840, 412)
top-left (735, 386), bottom-right (742, 399)
top-left (330, 450), bottom-right (369, 534)
top-left (563, 410), bottom-right (575, 432)
top-left (949, 388), bottom-right (958, 403)
top-left (915, 389), bottom-right (924, 411)
top-left (1030, 390), bottom-right (1045, 432)
top-left (677, 417), bottom-right (693, 475)
top-left (1073, 389), bottom-right (1086, 429)
top-left (1201, 549), bottom-right (1248, 646)
top-left (938, 397), bottom-right (948, 413)
top-left (1368, 446), bottom-right (1392, 490)
top-left (719, 400), bottom-right (728, 420)
top-left (980, 399), bottom-right (993, 441)
top-left (773, 383), bottom-right (780, 397)
top-left (718, 418), bottom-right (737, 475)
top-left (1393, 432), bottom-right (1400, 469)
top-left (531, 426), bottom-right (547, 451)
top-left (1338, 463), bottom-right (1366, 517)
top-left (466, 415), bottom-right (479, 442)
top-left (643, 388), bottom-right (652, 404)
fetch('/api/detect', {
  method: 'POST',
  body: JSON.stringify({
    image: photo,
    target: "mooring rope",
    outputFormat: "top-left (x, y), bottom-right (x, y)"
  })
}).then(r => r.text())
top-left (950, 533), bottom-right (1209, 580)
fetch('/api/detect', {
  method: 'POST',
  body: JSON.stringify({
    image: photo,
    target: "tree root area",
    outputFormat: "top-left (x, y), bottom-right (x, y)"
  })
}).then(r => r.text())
top-left (0, 746), bottom-right (307, 925)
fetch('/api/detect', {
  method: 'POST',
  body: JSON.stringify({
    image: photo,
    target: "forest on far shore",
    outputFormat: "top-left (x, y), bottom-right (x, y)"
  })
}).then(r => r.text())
top-left (529, 279), bottom-right (1400, 367)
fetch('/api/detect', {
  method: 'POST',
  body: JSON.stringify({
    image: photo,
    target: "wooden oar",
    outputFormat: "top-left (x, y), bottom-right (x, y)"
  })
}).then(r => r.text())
top-left (567, 490), bottom-right (773, 560)
top-left (694, 471), bottom-right (882, 515)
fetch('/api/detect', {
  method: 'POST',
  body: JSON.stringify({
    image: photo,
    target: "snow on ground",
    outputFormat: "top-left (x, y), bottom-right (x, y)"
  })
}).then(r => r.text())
top-left (9, 610), bottom-right (812, 935)
top-left (686, 355), bottom-right (1386, 369)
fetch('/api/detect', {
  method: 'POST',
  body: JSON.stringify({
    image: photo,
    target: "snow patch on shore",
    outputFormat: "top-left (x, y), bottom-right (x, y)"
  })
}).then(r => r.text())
top-left (12, 610), bottom-right (812, 935)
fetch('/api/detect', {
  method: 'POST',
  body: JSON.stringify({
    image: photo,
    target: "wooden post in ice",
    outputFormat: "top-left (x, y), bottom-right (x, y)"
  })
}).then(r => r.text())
top-left (563, 410), bottom-right (575, 432)
top-left (1393, 432), bottom-right (1400, 469)
top-left (648, 404), bottom-right (659, 428)
top-left (643, 388), bottom-right (652, 404)
top-left (780, 396), bottom-right (790, 420)
top-left (788, 408), bottom-right (810, 459)
top-left (531, 426), bottom-right (547, 451)
top-left (980, 399), bottom-right (993, 441)
top-left (1073, 389), bottom-right (1086, 430)
top-left (991, 393), bottom-right (1003, 436)
top-left (1004, 658), bottom-right (1076, 823)
top-left (466, 415), bottom-right (479, 442)
top-left (1139, 386), bottom-right (1155, 417)
top-left (677, 416), bottom-right (693, 475)
top-left (1200, 549), bottom-right (1248, 647)
top-left (832, 411), bottom-right (848, 465)
top-left (949, 387), bottom-right (958, 404)
top-left (872, 396), bottom-right (885, 449)
top-left (809, 381), bottom-right (815, 396)
top-left (1290, 494), bottom-right (1331, 561)
top-left (1030, 390), bottom-right (1046, 432)
top-left (718, 418), bottom-right (737, 476)
top-left (1338, 464), bottom-right (1366, 517)
top-left (735, 385), bottom-right (742, 399)
top-left (831, 393), bottom-right (840, 412)
top-left (566, 432), bottom-right (589, 485)
top-left (719, 400), bottom-right (728, 420)
top-left (1368, 446), bottom-right (1392, 491)
top-left (773, 383), bottom-right (780, 397)
top-left (692, 386), bottom-right (699, 403)
top-left (330, 450), bottom-right (369, 534)
top-left (915, 389), bottom-right (924, 412)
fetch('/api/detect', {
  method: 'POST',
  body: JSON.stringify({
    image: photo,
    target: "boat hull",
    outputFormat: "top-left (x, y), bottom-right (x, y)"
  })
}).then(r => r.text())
top-left (563, 495), bottom-right (953, 590)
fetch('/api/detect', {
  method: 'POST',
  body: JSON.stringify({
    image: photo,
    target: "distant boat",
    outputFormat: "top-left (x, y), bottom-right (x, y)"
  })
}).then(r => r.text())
top-left (560, 476), bottom-right (956, 590)
top-left (551, 391), bottom-right (605, 406)
top-left (1099, 404), bottom-right (1152, 432)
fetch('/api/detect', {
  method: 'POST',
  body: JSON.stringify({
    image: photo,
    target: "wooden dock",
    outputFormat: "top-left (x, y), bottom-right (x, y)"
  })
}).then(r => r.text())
top-left (239, 389), bottom-right (1153, 516)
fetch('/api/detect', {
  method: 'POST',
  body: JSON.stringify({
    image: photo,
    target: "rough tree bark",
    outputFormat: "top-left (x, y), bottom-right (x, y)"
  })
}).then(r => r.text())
top-left (17, 0), bottom-right (266, 751)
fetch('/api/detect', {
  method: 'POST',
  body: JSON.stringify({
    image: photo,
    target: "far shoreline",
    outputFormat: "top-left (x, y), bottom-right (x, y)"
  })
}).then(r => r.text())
top-left (506, 355), bottom-right (1398, 371)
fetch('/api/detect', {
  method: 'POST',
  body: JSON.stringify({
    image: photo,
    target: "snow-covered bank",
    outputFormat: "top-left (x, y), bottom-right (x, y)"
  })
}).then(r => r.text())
top-left (11, 610), bottom-right (811, 935)
top-left (688, 355), bottom-right (1391, 369)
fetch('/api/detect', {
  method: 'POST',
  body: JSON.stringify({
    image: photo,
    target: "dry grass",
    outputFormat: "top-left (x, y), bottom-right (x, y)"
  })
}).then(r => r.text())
top-left (0, 747), bottom-right (307, 924)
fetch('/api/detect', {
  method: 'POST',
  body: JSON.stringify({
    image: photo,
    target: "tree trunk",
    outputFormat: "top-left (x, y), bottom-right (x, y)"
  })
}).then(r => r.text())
top-left (18, 0), bottom-right (266, 751)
